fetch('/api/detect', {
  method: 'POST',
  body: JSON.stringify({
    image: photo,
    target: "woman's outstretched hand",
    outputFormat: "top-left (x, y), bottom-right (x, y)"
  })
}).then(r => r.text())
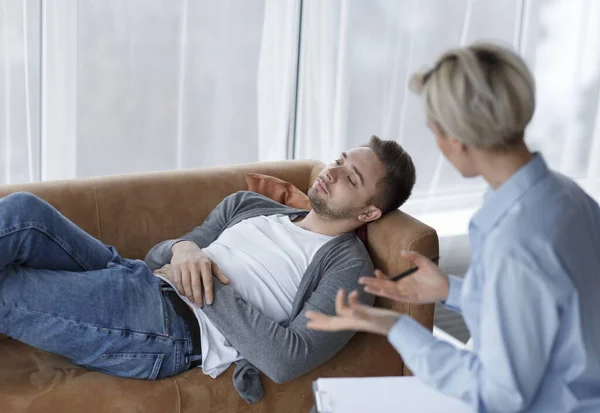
top-left (305, 289), bottom-right (402, 336)
top-left (359, 251), bottom-right (449, 304)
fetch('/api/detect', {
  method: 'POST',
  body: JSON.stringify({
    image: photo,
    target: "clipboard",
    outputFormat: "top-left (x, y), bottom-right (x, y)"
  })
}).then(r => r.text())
top-left (312, 376), bottom-right (474, 413)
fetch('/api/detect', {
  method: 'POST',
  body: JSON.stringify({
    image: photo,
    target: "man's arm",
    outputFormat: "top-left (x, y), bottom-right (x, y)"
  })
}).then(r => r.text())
top-left (144, 192), bottom-right (246, 305)
top-left (144, 192), bottom-right (241, 270)
top-left (144, 191), bottom-right (300, 270)
top-left (202, 259), bottom-right (375, 383)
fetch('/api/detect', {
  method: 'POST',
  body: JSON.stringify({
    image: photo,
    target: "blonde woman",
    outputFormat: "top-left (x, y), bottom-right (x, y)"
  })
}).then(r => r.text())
top-left (306, 43), bottom-right (600, 412)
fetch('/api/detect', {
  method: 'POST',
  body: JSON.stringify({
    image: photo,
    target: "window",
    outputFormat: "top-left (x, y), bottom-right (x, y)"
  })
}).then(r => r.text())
top-left (2, 0), bottom-right (599, 235)
top-left (1, 0), bottom-right (302, 182)
top-left (294, 0), bottom-right (600, 234)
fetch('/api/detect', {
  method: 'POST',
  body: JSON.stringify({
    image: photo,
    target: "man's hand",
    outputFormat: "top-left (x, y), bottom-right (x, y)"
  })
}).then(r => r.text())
top-left (162, 240), bottom-right (229, 306)
top-left (359, 250), bottom-right (449, 304)
top-left (305, 289), bottom-right (402, 336)
top-left (153, 264), bottom-right (175, 281)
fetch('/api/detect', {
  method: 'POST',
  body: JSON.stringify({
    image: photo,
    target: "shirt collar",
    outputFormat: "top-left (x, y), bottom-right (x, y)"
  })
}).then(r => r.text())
top-left (471, 153), bottom-right (549, 235)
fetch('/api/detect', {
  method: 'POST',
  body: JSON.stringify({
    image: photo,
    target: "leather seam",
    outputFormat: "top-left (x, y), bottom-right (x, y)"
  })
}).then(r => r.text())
top-left (169, 376), bottom-right (182, 413)
top-left (406, 229), bottom-right (436, 252)
top-left (405, 229), bottom-right (436, 376)
top-left (92, 184), bottom-right (103, 240)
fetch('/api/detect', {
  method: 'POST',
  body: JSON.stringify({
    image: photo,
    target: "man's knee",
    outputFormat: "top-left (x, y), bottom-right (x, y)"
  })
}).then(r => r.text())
top-left (2, 192), bottom-right (51, 217)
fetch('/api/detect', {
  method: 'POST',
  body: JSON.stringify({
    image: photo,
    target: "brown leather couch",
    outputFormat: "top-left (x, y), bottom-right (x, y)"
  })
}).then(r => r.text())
top-left (0, 160), bottom-right (438, 413)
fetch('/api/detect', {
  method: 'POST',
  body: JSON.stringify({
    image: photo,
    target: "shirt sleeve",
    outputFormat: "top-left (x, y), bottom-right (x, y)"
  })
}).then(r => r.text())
top-left (388, 248), bottom-right (562, 413)
top-left (143, 193), bottom-right (236, 269)
top-left (441, 274), bottom-right (463, 313)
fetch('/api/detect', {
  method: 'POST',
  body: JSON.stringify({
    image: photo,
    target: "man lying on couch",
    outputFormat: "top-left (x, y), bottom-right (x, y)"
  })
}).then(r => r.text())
top-left (0, 136), bottom-right (415, 403)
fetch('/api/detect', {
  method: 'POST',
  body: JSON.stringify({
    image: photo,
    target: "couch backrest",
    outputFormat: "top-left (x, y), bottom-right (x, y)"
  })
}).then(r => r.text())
top-left (0, 160), bottom-right (321, 258)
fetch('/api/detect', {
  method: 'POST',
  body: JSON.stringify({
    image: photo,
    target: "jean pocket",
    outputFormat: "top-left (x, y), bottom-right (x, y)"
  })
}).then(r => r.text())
top-left (86, 352), bottom-right (164, 380)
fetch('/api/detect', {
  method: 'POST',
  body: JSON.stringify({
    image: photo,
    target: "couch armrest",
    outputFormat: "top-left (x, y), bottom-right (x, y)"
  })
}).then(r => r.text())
top-left (366, 209), bottom-right (439, 376)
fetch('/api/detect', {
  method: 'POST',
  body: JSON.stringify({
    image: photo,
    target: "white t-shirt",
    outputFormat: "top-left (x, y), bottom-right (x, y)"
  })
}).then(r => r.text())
top-left (157, 214), bottom-right (333, 378)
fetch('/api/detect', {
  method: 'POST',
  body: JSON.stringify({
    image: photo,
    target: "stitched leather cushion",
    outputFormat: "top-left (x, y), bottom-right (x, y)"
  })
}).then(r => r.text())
top-left (245, 173), bottom-right (312, 210)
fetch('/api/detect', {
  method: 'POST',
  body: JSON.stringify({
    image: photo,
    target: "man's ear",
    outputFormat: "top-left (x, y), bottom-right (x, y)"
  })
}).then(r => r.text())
top-left (358, 206), bottom-right (382, 223)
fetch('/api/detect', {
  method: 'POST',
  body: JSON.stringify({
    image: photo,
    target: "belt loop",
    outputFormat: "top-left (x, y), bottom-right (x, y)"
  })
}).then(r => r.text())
top-left (186, 354), bottom-right (203, 363)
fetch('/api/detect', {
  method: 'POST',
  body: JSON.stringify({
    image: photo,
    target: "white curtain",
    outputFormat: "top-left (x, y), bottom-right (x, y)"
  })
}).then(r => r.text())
top-left (1, 0), bottom-right (600, 215)
top-left (257, 0), bottom-right (302, 161)
top-left (0, 0), bottom-right (299, 184)
top-left (59, 0), bottom-right (289, 178)
top-left (295, 0), bottom-right (600, 228)
top-left (0, 0), bottom-right (40, 184)
top-left (522, 0), bottom-right (600, 196)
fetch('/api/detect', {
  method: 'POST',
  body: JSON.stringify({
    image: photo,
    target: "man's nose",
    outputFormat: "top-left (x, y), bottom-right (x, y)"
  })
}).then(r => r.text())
top-left (324, 169), bottom-right (336, 182)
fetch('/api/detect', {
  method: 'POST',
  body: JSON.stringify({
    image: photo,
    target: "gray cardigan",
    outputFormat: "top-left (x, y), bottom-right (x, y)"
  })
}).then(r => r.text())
top-left (144, 191), bottom-right (374, 403)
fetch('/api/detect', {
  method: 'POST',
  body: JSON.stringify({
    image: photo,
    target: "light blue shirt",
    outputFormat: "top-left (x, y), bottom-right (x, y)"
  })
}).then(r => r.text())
top-left (388, 154), bottom-right (600, 413)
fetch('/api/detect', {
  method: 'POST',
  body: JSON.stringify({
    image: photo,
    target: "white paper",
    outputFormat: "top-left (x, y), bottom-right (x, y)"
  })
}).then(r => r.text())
top-left (313, 377), bottom-right (474, 413)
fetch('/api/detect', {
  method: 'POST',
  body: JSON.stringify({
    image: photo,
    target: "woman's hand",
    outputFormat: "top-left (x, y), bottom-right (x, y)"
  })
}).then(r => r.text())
top-left (305, 289), bottom-right (402, 336)
top-left (360, 250), bottom-right (449, 304)
top-left (164, 241), bottom-right (230, 306)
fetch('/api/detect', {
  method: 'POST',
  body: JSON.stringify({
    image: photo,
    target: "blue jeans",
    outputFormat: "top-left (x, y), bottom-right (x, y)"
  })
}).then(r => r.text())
top-left (0, 192), bottom-right (194, 379)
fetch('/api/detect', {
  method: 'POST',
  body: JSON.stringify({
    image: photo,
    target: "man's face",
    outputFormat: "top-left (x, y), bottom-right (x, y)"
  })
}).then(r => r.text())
top-left (308, 147), bottom-right (387, 221)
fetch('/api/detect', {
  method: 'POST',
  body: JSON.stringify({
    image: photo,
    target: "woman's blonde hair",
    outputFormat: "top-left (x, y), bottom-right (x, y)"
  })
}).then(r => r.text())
top-left (410, 42), bottom-right (535, 149)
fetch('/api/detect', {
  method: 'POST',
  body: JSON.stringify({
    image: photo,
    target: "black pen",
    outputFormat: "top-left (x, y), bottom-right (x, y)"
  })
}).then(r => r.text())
top-left (390, 256), bottom-right (440, 281)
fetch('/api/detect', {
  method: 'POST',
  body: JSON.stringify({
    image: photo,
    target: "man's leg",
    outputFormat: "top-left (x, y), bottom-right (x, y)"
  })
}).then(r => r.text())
top-left (0, 192), bottom-right (193, 379)
top-left (0, 192), bottom-right (117, 271)
top-left (0, 263), bottom-right (193, 380)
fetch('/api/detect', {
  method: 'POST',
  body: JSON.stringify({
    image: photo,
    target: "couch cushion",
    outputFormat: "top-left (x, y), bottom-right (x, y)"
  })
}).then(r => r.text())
top-left (0, 338), bottom-right (181, 413)
top-left (245, 173), bottom-right (312, 210)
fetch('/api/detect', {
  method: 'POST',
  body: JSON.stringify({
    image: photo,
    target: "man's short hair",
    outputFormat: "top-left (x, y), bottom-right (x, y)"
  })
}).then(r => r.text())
top-left (363, 135), bottom-right (416, 214)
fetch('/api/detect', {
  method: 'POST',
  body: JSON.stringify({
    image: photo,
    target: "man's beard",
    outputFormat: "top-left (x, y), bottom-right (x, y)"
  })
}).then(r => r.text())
top-left (308, 188), bottom-right (362, 220)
